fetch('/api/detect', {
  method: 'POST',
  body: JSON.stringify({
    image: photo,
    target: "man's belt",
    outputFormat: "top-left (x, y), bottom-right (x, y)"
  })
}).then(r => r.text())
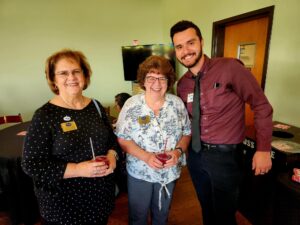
top-left (201, 142), bottom-right (240, 151)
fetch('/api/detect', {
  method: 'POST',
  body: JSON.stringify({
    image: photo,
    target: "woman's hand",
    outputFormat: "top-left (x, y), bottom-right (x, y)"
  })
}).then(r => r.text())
top-left (163, 150), bottom-right (181, 168)
top-left (77, 160), bottom-right (110, 178)
top-left (104, 149), bottom-right (117, 176)
top-left (145, 152), bottom-right (164, 169)
top-left (64, 159), bottom-right (111, 178)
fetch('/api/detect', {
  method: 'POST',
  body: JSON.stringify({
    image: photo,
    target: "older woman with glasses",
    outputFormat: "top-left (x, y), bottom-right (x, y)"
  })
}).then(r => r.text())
top-left (115, 55), bottom-right (191, 225)
top-left (22, 49), bottom-right (120, 225)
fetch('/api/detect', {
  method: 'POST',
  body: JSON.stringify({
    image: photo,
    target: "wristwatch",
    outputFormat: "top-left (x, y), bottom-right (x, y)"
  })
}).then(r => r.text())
top-left (109, 150), bottom-right (119, 160)
top-left (175, 147), bottom-right (184, 155)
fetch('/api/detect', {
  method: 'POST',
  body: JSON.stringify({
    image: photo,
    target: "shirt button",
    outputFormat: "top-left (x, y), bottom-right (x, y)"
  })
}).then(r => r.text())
top-left (200, 92), bottom-right (203, 95)
top-left (205, 129), bottom-right (208, 133)
top-left (204, 117), bottom-right (207, 120)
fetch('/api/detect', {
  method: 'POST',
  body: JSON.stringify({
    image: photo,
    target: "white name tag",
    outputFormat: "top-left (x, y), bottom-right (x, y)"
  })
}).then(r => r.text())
top-left (187, 93), bottom-right (194, 103)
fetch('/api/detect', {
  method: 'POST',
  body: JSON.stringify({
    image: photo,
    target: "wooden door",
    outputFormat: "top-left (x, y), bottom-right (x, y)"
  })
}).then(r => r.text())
top-left (211, 6), bottom-right (274, 127)
top-left (223, 17), bottom-right (269, 126)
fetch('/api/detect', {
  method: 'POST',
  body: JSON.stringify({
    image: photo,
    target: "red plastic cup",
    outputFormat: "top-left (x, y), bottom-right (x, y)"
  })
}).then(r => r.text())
top-left (155, 153), bottom-right (171, 165)
top-left (95, 156), bottom-right (109, 166)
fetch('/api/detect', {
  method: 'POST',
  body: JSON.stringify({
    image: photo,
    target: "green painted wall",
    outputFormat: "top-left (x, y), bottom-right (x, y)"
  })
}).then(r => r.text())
top-left (162, 0), bottom-right (300, 127)
top-left (1, 0), bottom-right (299, 127)
top-left (0, 0), bottom-right (164, 120)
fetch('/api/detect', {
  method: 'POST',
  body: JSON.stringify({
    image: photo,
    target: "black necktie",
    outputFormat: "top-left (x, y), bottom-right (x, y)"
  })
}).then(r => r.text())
top-left (192, 73), bottom-right (201, 153)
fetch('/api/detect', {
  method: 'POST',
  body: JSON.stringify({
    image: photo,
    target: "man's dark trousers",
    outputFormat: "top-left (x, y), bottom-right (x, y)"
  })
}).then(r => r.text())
top-left (187, 144), bottom-right (243, 225)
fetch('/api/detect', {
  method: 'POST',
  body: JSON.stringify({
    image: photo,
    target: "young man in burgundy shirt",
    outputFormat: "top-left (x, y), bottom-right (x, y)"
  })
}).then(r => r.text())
top-left (170, 20), bottom-right (273, 225)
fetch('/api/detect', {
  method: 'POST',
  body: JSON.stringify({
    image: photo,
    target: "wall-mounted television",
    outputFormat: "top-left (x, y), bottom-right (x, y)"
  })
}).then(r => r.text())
top-left (121, 44), bottom-right (176, 81)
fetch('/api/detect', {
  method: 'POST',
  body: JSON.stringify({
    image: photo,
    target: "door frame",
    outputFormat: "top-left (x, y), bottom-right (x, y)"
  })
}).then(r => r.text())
top-left (211, 6), bottom-right (274, 89)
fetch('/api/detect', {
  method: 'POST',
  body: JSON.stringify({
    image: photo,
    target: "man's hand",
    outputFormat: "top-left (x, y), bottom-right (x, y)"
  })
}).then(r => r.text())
top-left (252, 151), bottom-right (272, 175)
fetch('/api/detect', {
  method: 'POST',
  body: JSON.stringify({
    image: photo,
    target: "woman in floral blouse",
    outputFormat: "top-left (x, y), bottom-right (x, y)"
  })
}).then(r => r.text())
top-left (115, 55), bottom-right (191, 225)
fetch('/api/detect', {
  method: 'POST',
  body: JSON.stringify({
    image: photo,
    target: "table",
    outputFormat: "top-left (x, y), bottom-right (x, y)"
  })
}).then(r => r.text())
top-left (274, 172), bottom-right (300, 225)
top-left (239, 121), bottom-right (300, 225)
top-left (0, 121), bottom-right (40, 225)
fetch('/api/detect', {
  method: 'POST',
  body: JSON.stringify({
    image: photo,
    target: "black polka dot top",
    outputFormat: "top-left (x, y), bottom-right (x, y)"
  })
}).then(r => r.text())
top-left (22, 100), bottom-right (117, 225)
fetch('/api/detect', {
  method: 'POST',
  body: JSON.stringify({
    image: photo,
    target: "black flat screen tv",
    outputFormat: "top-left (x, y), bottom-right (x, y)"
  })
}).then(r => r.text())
top-left (121, 44), bottom-right (176, 81)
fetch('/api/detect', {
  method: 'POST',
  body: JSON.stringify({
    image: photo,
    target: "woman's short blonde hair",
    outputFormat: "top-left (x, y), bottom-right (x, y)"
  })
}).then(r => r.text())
top-left (45, 49), bottom-right (92, 94)
top-left (136, 55), bottom-right (176, 91)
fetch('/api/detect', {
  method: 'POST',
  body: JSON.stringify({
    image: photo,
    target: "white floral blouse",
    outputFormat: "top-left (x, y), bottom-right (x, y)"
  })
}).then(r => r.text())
top-left (115, 93), bottom-right (191, 184)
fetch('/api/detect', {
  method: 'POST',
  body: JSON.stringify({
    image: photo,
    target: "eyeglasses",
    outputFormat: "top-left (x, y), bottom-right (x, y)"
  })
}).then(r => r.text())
top-left (145, 76), bottom-right (168, 84)
top-left (55, 69), bottom-right (83, 77)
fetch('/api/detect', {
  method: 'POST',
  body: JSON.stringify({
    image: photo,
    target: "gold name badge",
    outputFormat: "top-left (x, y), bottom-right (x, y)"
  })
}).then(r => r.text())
top-left (61, 121), bottom-right (78, 132)
top-left (138, 115), bottom-right (150, 125)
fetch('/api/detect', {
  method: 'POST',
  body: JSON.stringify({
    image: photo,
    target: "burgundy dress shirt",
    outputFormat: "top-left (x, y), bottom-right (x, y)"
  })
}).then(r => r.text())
top-left (177, 55), bottom-right (273, 151)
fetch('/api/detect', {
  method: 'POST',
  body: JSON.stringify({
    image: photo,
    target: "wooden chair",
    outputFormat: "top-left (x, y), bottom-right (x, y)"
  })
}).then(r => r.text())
top-left (1, 113), bottom-right (23, 124)
top-left (0, 116), bottom-right (5, 125)
top-left (104, 106), bottom-right (110, 116)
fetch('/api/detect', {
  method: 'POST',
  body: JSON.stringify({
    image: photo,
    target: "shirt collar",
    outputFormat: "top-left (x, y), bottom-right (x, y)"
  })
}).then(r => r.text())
top-left (140, 93), bottom-right (171, 114)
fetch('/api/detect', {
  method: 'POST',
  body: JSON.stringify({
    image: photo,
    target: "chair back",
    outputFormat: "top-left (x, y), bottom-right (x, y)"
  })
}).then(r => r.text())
top-left (104, 106), bottom-right (110, 116)
top-left (0, 116), bottom-right (5, 125)
top-left (1, 113), bottom-right (23, 124)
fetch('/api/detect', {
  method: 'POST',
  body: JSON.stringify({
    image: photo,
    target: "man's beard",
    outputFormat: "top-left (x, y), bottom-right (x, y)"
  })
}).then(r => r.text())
top-left (179, 49), bottom-right (203, 69)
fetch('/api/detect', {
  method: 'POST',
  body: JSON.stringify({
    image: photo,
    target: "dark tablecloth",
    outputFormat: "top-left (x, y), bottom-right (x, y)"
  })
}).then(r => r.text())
top-left (0, 122), bottom-right (40, 225)
top-left (273, 172), bottom-right (300, 225)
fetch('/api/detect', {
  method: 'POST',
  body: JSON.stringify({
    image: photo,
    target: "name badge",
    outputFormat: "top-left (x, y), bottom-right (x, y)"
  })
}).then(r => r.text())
top-left (138, 115), bottom-right (150, 125)
top-left (187, 93), bottom-right (194, 103)
top-left (61, 121), bottom-right (78, 132)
